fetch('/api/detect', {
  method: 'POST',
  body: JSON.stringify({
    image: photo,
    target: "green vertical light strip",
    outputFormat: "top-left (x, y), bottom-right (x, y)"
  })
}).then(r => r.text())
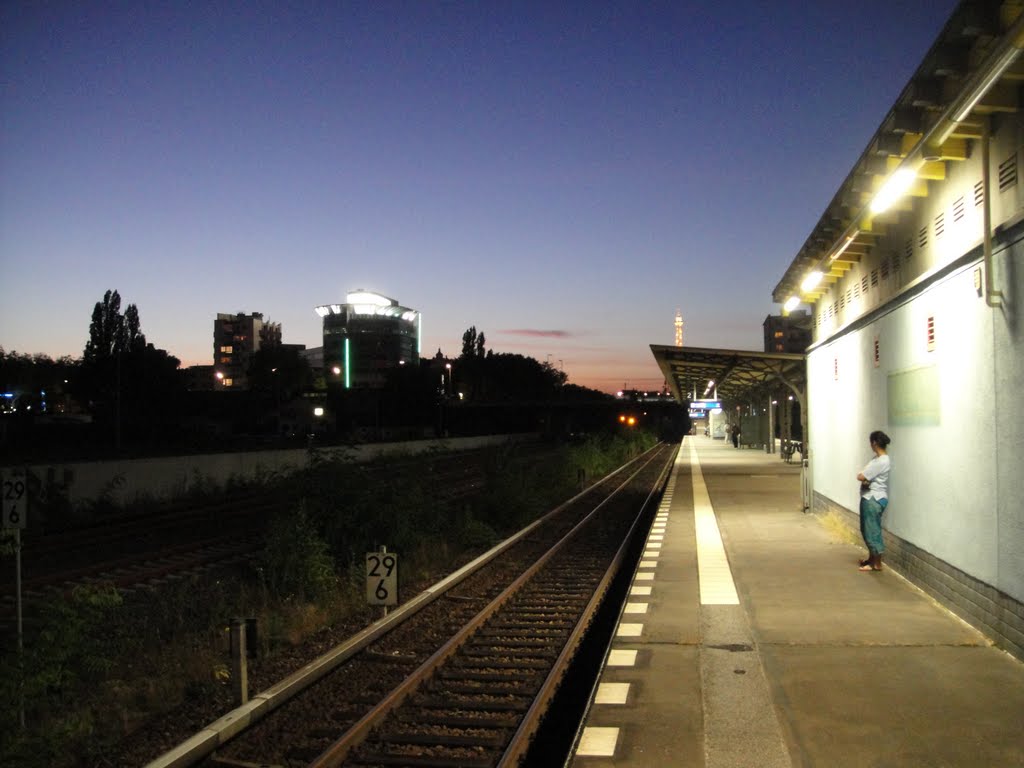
top-left (344, 337), bottom-right (351, 389)
top-left (417, 312), bottom-right (422, 355)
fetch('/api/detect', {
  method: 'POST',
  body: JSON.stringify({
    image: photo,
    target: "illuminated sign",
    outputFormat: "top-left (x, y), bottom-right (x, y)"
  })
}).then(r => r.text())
top-left (689, 400), bottom-right (721, 410)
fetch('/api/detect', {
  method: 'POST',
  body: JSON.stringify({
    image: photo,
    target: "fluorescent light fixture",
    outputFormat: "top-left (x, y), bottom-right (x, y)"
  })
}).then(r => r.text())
top-left (869, 168), bottom-right (917, 215)
top-left (315, 306), bottom-right (330, 317)
top-left (829, 232), bottom-right (858, 262)
top-left (783, 296), bottom-right (800, 312)
top-left (800, 271), bottom-right (823, 293)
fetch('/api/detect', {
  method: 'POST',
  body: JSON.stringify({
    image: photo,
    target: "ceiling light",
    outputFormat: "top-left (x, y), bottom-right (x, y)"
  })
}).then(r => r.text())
top-left (869, 168), bottom-right (917, 215)
top-left (800, 271), bottom-right (823, 293)
top-left (783, 296), bottom-right (800, 312)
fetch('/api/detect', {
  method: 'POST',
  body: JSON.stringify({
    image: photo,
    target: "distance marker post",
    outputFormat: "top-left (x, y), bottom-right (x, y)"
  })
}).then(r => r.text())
top-left (366, 546), bottom-right (398, 618)
top-left (2, 468), bottom-right (28, 729)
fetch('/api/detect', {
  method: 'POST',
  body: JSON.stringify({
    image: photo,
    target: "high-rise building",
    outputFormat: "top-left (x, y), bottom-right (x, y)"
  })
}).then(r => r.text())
top-left (763, 311), bottom-right (811, 353)
top-left (213, 312), bottom-right (281, 389)
top-left (315, 290), bottom-right (420, 389)
top-left (674, 309), bottom-right (684, 347)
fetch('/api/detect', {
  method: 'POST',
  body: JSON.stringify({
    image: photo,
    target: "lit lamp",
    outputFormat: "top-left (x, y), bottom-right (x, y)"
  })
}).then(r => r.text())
top-left (869, 167), bottom-right (917, 215)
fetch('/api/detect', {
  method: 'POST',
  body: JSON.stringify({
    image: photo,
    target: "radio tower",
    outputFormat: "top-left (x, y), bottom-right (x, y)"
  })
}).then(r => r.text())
top-left (674, 309), bottom-right (684, 347)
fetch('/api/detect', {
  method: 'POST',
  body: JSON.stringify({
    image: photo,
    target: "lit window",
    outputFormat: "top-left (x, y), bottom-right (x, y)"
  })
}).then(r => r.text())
top-left (223, 378), bottom-right (234, 387)
top-left (220, 346), bottom-right (233, 353)
top-left (774, 331), bottom-right (784, 338)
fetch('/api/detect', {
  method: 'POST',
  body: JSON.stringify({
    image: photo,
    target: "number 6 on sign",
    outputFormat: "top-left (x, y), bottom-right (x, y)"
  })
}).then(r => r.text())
top-left (2, 469), bottom-right (28, 530)
top-left (366, 551), bottom-right (398, 606)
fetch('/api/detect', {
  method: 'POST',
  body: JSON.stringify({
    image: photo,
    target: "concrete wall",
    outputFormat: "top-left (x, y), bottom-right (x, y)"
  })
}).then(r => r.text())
top-left (808, 238), bottom-right (1023, 606)
top-left (20, 434), bottom-right (536, 508)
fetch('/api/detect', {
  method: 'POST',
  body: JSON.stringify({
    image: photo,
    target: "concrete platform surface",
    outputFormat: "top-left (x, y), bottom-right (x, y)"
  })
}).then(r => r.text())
top-left (570, 435), bottom-right (1024, 768)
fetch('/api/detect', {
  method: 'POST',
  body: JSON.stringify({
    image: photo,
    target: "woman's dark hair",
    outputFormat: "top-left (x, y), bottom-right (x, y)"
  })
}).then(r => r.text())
top-left (869, 430), bottom-right (891, 448)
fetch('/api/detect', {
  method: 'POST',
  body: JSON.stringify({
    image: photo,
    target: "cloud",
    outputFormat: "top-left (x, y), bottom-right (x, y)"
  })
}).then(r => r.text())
top-left (497, 329), bottom-right (572, 338)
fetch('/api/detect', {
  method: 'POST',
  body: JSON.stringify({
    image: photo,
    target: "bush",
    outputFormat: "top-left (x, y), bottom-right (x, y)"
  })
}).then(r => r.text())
top-left (260, 504), bottom-right (338, 601)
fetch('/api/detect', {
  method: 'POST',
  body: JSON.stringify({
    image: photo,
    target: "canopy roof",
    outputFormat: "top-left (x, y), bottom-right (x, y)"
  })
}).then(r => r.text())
top-left (650, 345), bottom-right (805, 404)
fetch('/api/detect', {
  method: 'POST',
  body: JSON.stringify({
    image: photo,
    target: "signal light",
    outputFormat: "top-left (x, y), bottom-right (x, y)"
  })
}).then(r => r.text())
top-left (627, 416), bottom-right (637, 426)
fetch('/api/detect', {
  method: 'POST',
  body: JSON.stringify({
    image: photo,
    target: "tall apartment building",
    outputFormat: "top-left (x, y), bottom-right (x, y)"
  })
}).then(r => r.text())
top-left (315, 290), bottom-right (420, 389)
top-left (213, 312), bottom-right (281, 389)
top-left (762, 310), bottom-right (811, 353)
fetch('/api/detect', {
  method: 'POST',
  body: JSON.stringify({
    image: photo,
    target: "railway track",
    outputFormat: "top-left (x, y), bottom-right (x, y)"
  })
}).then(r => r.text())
top-left (182, 442), bottom-right (675, 768)
top-left (0, 445), bottom-right (523, 615)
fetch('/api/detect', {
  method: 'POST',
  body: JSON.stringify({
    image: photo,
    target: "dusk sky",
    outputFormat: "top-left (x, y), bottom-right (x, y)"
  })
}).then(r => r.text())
top-left (1, 1), bottom-right (957, 392)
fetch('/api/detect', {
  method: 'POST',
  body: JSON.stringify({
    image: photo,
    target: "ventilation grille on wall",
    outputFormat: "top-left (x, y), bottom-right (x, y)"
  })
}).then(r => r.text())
top-left (881, 257), bottom-right (890, 280)
top-left (953, 196), bottom-right (965, 222)
top-left (871, 268), bottom-right (879, 287)
top-left (918, 226), bottom-right (928, 249)
top-left (934, 212), bottom-right (945, 238)
top-left (999, 153), bottom-right (1018, 192)
top-left (904, 238), bottom-right (913, 263)
top-left (874, 336), bottom-right (880, 368)
top-left (862, 275), bottom-right (869, 294)
top-left (974, 179), bottom-right (985, 207)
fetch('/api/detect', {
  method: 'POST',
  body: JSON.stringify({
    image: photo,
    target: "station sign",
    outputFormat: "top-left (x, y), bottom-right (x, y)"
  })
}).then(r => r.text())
top-left (689, 400), bottom-right (721, 411)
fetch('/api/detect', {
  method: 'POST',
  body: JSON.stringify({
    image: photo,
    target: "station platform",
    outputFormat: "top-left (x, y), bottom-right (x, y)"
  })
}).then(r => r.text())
top-left (569, 435), bottom-right (1024, 767)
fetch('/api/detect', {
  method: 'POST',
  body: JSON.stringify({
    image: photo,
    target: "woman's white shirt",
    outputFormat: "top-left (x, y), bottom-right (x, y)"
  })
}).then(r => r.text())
top-left (861, 454), bottom-right (891, 500)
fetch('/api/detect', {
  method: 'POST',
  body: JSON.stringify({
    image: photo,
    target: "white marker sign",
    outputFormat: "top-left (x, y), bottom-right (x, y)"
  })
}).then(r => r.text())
top-left (2, 469), bottom-right (27, 530)
top-left (366, 551), bottom-right (398, 606)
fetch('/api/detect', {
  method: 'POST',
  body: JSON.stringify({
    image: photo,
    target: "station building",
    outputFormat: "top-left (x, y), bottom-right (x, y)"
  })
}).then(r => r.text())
top-left (315, 290), bottom-right (421, 389)
top-left (652, 1), bottom-right (1024, 660)
top-left (769, 1), bottom-right (1024, 657)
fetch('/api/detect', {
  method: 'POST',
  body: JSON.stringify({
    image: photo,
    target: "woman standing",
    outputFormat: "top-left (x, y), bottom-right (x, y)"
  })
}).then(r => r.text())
top-left (856, 431), bottom-right (891, 571)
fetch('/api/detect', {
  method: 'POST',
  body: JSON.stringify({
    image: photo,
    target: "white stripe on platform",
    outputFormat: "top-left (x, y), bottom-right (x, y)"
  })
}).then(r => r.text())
top-left (607, 649), bottom-right (637, 666)
top-left (577, 727), bottom-right (619, 756)
top-left (617, 623), bottom-right (643, 637)
top-left (595, 682), bottom-right (631, 704)
top-left (623, 602), bottom-right (648, 614)
top-left (629, 585), bottom-right (652, 596)
top-left (690, 440), bottom-right (740, 605)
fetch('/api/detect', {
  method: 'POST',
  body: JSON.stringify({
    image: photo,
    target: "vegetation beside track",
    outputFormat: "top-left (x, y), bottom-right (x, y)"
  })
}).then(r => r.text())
top-left (0, 430), bottom-right (657, 767)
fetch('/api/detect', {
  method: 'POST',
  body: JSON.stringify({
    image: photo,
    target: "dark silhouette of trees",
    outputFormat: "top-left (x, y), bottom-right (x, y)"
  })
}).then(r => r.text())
top-left (248, 346), bottom-right (313, 406)
top-left (79, 290), bottom-right (183, 449)
top-left (460, 326), bottom-right (487, 359)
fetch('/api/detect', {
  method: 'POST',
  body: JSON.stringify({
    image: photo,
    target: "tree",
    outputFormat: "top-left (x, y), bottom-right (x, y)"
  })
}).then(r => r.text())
top-left (461, 326), bottom-right (478, 359)
top-left (83, 290), bottom-right (145, 363)
top-left (79, 290), bottom-right (183, 449)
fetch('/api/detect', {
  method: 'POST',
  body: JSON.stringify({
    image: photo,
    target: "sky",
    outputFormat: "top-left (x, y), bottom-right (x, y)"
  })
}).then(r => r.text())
top-left (1, 0), bottom-right (958, 393)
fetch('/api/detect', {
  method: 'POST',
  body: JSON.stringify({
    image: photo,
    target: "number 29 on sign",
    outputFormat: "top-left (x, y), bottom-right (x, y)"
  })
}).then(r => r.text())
top-left (366, 551), bottom-right (398, 607)
top-left (2, 469), bottom-right (27, 530)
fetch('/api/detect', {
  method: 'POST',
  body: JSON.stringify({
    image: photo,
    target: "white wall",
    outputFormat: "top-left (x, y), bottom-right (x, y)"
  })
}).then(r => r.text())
top-left (809, 255), bottom-right (1017, 600)
top-left (23, 434), bottom-right (535, 508)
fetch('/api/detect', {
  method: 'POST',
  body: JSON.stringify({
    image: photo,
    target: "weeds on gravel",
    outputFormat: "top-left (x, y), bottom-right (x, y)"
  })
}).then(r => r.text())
top-left (1, 434), bottom-right (657, 767)
top-left (819, 509), bottom-right (861, 547)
